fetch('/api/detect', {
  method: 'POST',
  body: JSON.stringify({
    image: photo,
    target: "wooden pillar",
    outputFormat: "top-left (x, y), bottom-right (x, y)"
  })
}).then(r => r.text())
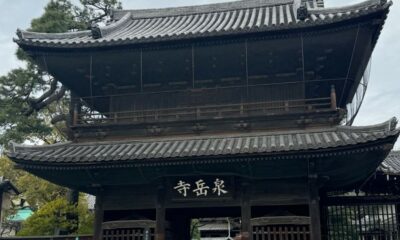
top-left (241, 182), bottom-right (252, 240)
top-left (395, 204), bottom-right (400, 239)
top-left (0, 189), bottom-right (3, 224)
top-left (330, 85), bottom-right (337, 110)
top-left (156, 185), bottom-right (166, 240)
top-left (94, 194), bottom-right (104, 240)
top-left (309, 178), bottom-right (322, 240)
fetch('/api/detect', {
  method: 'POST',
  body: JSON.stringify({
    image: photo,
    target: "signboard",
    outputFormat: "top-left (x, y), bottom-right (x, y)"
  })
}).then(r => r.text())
top-left (169, 176), bottom-right (234, 201)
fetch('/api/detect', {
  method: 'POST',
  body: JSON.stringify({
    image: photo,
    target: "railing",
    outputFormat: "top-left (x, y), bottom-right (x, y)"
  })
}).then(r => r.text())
top-left (74, 97), bottom-right (335, 126)
top-left (252, 216), bottom-right (311, 240)
top-left (72, 85), bottom-right (339, 127)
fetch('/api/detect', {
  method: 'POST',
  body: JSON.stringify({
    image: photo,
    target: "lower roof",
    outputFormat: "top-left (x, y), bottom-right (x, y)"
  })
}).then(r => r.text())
top-left (7, 118), bottom-right (399, 167)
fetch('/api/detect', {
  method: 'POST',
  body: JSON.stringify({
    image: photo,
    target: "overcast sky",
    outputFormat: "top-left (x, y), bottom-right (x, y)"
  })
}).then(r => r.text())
top-left (0, 0), bottom-right (399, 149)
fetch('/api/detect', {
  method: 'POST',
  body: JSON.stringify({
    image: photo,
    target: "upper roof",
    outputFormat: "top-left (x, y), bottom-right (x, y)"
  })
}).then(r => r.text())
top-left (15, 0), bottom-right (391, 49)
top-left (7, 118), bottom-right (399, 167)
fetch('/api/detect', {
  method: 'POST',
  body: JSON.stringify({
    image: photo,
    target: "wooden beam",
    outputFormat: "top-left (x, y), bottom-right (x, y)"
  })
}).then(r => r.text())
top-left (241, 182), bottom-right (252, 240)
top-left (94, 194), bottom-right (104, 240)
top-left (156, 185), bottom-right (166, 240)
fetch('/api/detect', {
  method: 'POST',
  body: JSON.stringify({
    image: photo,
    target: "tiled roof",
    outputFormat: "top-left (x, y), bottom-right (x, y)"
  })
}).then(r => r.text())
top-left (379, 151), bottom-right (400, 175)
top-left (15, 0), bottom-right (391, 48)
top-left (7, 118), bottom-right (399, 166)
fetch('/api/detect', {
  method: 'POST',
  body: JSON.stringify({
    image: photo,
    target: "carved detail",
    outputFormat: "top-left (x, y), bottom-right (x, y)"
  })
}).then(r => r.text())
top-left (16, 29), bottom-right (24, 39)
top-left (192, 123), bottom-right (206, 133)
top-left (148, 126), bottom-right (163, 135)
top-left (297, 4), bottom-right (309, 21)
top-left (235, 121), bottom-right (250, 131)
top-left (91, 24), bottom-right (103, 39)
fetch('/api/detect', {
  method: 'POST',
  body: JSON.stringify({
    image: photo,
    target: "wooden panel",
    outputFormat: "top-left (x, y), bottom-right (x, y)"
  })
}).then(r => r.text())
top-left (103, 228), bottom-right (155, 240)
top-left (253, 225), bottom-right (310, 240)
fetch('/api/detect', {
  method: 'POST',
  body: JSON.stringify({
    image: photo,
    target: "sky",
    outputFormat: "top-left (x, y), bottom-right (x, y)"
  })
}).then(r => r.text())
top-left (0, 0), bottom-right (399, 149)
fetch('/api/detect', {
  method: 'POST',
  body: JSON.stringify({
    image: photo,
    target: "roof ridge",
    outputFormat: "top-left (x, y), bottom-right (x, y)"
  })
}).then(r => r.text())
top-left (309, 0), bottom-right (390, 14)
top-left (15, 0), bottom-right (389, 47)
top-left (337, 117), bottom-right (398, 133)
top-left (92, 12), bottom-right (132, 39)
top-left (16, 28), bottom-right (91, 41)
top-left (112, 0), bottom-right (294, 20)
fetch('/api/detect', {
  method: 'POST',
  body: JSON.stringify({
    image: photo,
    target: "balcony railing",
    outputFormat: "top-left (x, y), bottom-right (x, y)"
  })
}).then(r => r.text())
top-left (73, 97), bottom-right (336, 127)
top-left (72, 85), bottom-right (338, 127)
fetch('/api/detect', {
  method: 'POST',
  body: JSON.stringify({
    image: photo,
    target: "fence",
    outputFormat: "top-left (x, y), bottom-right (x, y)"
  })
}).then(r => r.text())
top-left (322, 195), bottom-right (400, 240)
top-left (252, 216), bottom-right (311, 240)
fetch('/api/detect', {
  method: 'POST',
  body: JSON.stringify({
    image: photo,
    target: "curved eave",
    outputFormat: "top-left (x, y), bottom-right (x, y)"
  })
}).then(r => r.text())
top-left (7, 118), bottom-right (399, 169)
top-left (10, 135), bottom-right (399, 170)
top-left (14, 0), bottom-right (391, 50)
top-left (8, 130), bottom-right (399, 193)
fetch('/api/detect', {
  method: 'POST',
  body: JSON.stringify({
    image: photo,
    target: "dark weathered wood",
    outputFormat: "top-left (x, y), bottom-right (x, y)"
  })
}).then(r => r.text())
top-left (309, 179), bottom-right (322, 240)
top-left (251, 216), bottom-right (310, 226)
top-left (330, 85), bottom-right (337, 110)
top-left (0, 190), bottom-right (3, 224)
top-left (94, 194), bottom-right (104, 240)
top-left (156, 185), bottom-right (166, 240)
top-left (241, 182), bottom-right (252, 240)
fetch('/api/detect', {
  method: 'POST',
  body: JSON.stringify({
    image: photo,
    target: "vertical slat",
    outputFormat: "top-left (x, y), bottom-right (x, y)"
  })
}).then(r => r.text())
top-left (296, 226), bottom-right (300, 240)
top-left (290, 226), bottom-right (295, 240)
top-left (390, 204), bottom-right (397, 239)
top-left (303, 225), bottom-right (307, 240)
top-left (261, 226), bottom-right (266, 240)
top-left (340, 205), bottom-right (345, 240)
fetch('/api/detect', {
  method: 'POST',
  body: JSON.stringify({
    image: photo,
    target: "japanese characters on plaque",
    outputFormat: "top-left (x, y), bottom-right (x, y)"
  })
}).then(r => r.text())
top-left (171, 177), bottom-right (232, 200)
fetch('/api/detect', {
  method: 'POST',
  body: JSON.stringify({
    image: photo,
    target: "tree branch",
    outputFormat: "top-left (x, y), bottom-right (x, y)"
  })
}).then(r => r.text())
top-left (51, 114), bottom-right (67, 125)
top-left (24, 86), bottom-right (67, 116)
top-left (32, 77), bottom-right (58, 104)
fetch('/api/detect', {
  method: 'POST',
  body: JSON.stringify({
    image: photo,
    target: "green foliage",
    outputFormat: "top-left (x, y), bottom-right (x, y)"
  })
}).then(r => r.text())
top-left (0, 0), bottom-right (122, 146)
top-left (0, 157), bottom-right (67, 208)
top-left (0, 66), bottom-right (57, 145)
top-left (17, 197), bottom-right (94, 236)
top-left (30, 0), bottom-right (86, 33)
top-left (191, 219), bottom-right (201, 240)
top-left (0, 0), bottom-right (120, 235)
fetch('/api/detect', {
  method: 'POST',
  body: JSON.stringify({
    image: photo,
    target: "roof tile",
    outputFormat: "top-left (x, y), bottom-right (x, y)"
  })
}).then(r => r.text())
top-left (14, 0), bottom-right (390, 48)
top-left (8, 118), bottom-right (399, 165)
